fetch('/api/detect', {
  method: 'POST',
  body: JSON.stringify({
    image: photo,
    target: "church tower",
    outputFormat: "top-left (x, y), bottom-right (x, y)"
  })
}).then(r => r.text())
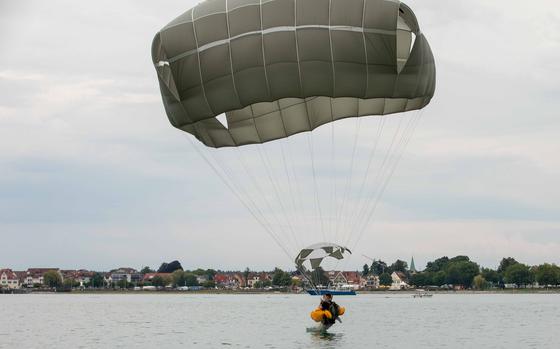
top-left (409, 256), bottom-right (418, 274)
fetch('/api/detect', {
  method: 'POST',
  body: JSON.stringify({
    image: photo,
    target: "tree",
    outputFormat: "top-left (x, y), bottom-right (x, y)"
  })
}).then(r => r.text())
top-left (379, 272), bottom-right (392, 287)
top-left (432, 271), bottom-right (446, 286)
top-left (504, 263), bottom-right (531, 287)
top-left (449, 256), bottom-right (471, 264)
top-left (157, 260), bottom-right (183, 273)
top-left (43, 270), bottom-right (62, 288)
top-left (63, 278), bottom-right (78, 289)
top-left (172, 270), bottom-right (186, 287)
top-left (184, 273), bottom-right (199, 286)
top-left (389, 260), bottom-right (408, 274)
top-left (202, 280), bottom-right (216, 288)
top-left (117, 278), bottom-right (128, 289)
top-left (152, 275), bottom-right (166, 287)
top-left (445, 260), bottom-right (479, 288)
top-left (272, 268), bottom-right (292, 287)
top-left (535, 264), bottom-right (560, 287)
top-left (498, 257), bottom-right (519, 274)
top-left (370, 260), bottom-right (388, 275)
top-left (254, 280), bottom-right (271, 288)
top-left (473, 275), bottom-right (487, 290)
top-left (311, 267), bottom-right (330, 287)
top-left (243, 268), bottom-right (251, 287)
top-left (362, 264), bottom-right (370, 277)
top-left (481, 268), bottom-right (500, 285)
top-left (205, 269), bottom-right (217, 280)
top-left (424, 257), bottom-right (450, 273)
top-left (90, 273), bottom-right (105, 288)
top-left (410, 272), bottom-right (433, 287)
top-left (140, 266), bottom-right (154, 274)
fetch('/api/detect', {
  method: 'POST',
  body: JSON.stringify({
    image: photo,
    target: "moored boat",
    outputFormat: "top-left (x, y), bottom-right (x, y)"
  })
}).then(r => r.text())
top-left (307, 288), bottom-right (356, 296)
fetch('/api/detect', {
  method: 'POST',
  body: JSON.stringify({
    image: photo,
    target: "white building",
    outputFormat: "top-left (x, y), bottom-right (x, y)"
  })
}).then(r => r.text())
top-left (110, 268), bottom-right (142, 284)
top-left (0, 269), bottom-right (20, 289)
top-left (23, 268), bottom-right (63, 287)
top-left (364, 275), bottom-right (380, 289)
top-left (390, 271), bottom-right (409, 290)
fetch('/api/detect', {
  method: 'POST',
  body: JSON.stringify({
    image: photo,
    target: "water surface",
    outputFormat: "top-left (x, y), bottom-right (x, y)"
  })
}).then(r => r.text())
top-left (1, 293), bottom-right (558, 348)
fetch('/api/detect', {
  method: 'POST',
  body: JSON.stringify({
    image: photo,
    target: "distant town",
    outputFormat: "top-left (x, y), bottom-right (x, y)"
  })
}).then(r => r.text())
top-left (1, 256), bottom-right (559, 293)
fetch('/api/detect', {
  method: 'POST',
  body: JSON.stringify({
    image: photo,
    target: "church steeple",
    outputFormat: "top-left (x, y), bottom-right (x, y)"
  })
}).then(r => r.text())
top-left (409, 256), bottom-right (417, 273)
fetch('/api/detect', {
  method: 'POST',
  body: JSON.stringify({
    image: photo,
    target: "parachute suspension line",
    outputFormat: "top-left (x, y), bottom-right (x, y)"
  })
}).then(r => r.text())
top-left (285, 137), bottom-right (309, 240)
top-left (223, 144), bottom-right (296, 254)
top-left (352, 110), bottom-right (423, 245)
top-left (307, 132), bottom-right (326, 242)
top-left (358, 115), bottom-right (385, 207)
top-left (233, 146), bottom-right (299, 255)
top-left (208, 145), bottom-right (295, 255)
top-left (279, 141), bottom-right (305, 249)
top-left (340, 115), bottom-right (385, 238)
top-left (328, 0), bottom-right (337, 243)
top-left (333, 116), bottom-right (361, 245)
top-left (329, 113), bottom-right (337, 242)
top-left (344, 115), bottom-right (406, 247)
top-left (296, 265), bottom-right (320, 294)
top-left (348, 110), bottom-right (424, 251)
top-left (333, 113), bottom-right (412, 277)
top-left (257, 144), bottom-right (302, 252)
top-left (217, 147), bottom-right (282, 244)
top-left (344, 114), bottom-right (405, 244)
top-left (185, 136), bottom-right (293, 261)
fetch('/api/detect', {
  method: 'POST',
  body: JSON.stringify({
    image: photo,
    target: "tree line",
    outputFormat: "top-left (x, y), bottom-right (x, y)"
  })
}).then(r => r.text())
top-left (362, 256), bottom-right (560, 289)
top-left (41, 263), bottom-right (298, 289)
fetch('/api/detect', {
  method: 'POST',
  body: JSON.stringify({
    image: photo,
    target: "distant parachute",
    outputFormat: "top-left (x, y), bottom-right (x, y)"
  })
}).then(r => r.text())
top-left (153, 0), bottom-right (435, 274)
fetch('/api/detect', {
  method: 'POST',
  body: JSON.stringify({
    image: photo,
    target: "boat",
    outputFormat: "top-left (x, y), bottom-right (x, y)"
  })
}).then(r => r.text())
top-left (412, 292), bottom-right (433, 298)
top-left (307, 289), bottom-right (356, 296)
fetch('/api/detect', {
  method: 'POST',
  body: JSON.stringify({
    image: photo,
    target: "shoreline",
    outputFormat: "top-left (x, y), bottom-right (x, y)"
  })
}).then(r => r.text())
top-left (3, 289), bottom-right (560, 295)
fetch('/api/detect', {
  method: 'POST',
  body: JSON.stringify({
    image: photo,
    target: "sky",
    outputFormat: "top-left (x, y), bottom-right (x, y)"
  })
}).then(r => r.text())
top-left (1, 0), bottom-right (559, 272)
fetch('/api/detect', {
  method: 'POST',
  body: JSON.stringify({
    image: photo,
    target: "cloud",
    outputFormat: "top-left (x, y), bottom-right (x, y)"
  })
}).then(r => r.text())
top-left (0, 0), bottom-right (559, 270)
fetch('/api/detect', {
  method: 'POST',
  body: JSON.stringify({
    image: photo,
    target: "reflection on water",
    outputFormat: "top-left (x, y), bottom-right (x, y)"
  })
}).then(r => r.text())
top-left (0, 293), bottom-right (559, 348)
top-left (309, 329), bottom-right (343, 349)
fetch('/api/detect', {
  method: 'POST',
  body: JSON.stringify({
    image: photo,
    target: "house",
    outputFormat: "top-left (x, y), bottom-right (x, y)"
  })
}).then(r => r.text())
top-left (142, 273), bottom-right (172, 285)
top-left (390, 271), bottom-right (409, 290)
top-left (196, 274), bottom-right (208, 284)
top-left (364, 275), bottom-right (380, 289)
top-left (23, 268), bottom-right (63, 287)
top-left (214, 273), bottom-right (240, 288)
top-left (110, 268), bottom-right (143, 284)
top-left (232, 273), bottom-right (245, 287)
top-left (246, 272), bottom-right (271, 288)
top-left (326, 271), bottom-right (343, 285)
top-left (341, 271), bottom-right (362, 289)
top-left (0, 269), bottom-right (20, 289)
top-left (290, 274), bottom-right (304, 288)
top-left (61, 270), bottom-right (95, 287)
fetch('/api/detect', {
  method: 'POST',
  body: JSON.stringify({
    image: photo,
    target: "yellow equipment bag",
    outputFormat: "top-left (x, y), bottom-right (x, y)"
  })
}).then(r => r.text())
top-left (310, 308), bottom-right (332, 322)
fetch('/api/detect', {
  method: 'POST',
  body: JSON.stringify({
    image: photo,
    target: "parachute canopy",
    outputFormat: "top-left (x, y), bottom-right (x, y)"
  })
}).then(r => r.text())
top-left (152, 0), bottom-right (435, 148)
top-left (295, 243), bottom-right (351, 271)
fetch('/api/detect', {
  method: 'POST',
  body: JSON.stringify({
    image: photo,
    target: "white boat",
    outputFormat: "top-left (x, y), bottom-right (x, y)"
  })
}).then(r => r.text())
top-left (412, 292), bottom-right (433, 298)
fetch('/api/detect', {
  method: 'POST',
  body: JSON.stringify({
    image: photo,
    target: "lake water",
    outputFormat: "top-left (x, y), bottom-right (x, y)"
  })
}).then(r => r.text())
top-left (0, 293), bottom-right (559, 348)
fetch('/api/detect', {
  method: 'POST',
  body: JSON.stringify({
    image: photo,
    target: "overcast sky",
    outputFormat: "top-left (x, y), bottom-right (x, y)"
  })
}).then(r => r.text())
top-left (1, 0), bottom-right (559, 272)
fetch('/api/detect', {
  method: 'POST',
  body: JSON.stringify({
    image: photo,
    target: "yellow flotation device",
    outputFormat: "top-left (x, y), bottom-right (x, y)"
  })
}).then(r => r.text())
top-left (310, 306), bottom-right (345, 322)
top-left (310, 308), bottom-right (330, 322)
top-left (338, 306), bottom-right (346, 316)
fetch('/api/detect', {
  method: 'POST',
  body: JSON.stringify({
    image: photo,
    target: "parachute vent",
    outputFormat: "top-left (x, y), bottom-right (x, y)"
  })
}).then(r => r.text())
top-left (216, 113), bottom-right (228, 129)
